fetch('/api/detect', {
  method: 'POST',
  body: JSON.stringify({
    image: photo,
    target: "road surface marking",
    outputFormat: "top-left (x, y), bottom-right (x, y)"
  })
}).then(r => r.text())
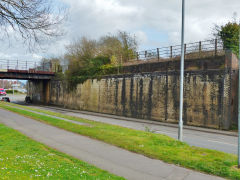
top-left (207, 139), bottom-right (237, 147)
top-left (155, 130), bottom-right (177, 136)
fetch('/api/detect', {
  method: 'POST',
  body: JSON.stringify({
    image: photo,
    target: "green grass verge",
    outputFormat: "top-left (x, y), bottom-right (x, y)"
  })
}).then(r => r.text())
top-left (0, 123), bottom-right (124, 180)
top-left (5, 90), bottom-right (25, 94)
top-left (1, 102), bottom-right (240, 179)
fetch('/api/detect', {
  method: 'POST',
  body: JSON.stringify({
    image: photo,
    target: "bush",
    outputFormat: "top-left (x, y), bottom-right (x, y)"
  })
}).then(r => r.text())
top-left (100, 64), bottom-right (119, 75)
top-left (68, 63), bottom-right (121, 89)
top-left (6, 90), bottom-right (21, 94)
top-left (89, 56), bottom-right (110, 67)
top-left (67, 55), bottom-right (123, 88)
top-left (215, 22), bottom-right (240, 56)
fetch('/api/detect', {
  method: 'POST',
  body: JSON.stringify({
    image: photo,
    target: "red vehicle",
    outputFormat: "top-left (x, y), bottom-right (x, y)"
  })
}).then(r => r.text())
top-left (0, 88), bottom-right (6, 96)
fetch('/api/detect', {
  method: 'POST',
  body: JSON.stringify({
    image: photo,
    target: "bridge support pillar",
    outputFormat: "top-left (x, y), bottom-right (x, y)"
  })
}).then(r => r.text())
top-left (27, 80), bottom-right (51, 104)
top-left (43, 80), bottom-right (50, 104)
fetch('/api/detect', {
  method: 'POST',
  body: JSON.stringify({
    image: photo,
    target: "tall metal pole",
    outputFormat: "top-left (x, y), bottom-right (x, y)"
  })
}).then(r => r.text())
top-left (238, 20), bottom-right (240, 168)
top-left (178, 0), bottom-right (185, 141)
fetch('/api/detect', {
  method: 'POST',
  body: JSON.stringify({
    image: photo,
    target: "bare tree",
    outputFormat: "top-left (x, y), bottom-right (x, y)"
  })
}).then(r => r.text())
top-left (99, 31), bottom-right (138, 62)
top-left (118, 31), bottom-right (138, 62)
top-left (65, 37), bottom-right (98, 76)
top-left (0, 0), bottom-right (66, 47)
top-left (99, 34), bottom-right (123, 58)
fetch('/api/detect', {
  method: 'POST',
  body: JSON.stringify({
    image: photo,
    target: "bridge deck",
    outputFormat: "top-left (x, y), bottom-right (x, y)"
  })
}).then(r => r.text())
top-left (0, 69), bottom-right (54, 80)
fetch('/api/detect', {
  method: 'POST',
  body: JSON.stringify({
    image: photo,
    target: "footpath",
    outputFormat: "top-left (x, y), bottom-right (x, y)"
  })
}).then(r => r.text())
top-left (0, 108), bottom-right (224, 180)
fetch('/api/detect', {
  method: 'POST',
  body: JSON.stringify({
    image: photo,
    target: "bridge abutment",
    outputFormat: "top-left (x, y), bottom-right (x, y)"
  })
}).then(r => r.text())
top-left (41, 52), bottom-right (238, 130)
top-left (27, 80), bottom-right (51, 104)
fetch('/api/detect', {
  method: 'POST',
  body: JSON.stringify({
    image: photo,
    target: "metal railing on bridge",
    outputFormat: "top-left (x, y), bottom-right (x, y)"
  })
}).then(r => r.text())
top-left (0, 59), bottom-right (54, 73)
top-left (130, 39), bottom-right (224, 61)
top-left (0, 39), bottom-right (225, 73)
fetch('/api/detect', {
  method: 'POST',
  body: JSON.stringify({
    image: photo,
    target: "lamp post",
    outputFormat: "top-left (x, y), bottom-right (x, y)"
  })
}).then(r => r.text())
top-left (238, 19), bottom-right (240, 168)
top-left (178, 0), bottom-right (185, 141)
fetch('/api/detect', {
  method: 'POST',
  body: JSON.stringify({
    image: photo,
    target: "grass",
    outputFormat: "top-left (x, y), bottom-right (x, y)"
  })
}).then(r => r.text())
top-left (5, 90), bottom-right (25, 95)
top-left (1, 102), bottom-right (240, 179)
top-left (0, 123), bottom-right (124, 180)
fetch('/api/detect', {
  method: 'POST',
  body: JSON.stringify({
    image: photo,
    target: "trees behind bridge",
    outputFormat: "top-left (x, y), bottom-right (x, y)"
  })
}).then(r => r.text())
top-left (65, 31), bottom-right (138, 69)
top-left (44, 31), bottom-right (138, 87)
top-left (214, 21), bottom-right (240, 56)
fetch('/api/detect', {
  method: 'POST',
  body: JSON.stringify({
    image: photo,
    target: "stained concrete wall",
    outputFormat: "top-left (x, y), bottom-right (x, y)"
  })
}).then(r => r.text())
top-left (29, 51), bottom-right (239, 130)
top-left (28, 80), bottom-right (51, 104)
top-left (49, 70), bottom-right (232, 129)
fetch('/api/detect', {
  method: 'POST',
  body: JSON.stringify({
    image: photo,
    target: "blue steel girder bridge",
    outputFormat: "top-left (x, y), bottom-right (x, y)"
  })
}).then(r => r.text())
top-left (0, 59), bottom-right (55, 80)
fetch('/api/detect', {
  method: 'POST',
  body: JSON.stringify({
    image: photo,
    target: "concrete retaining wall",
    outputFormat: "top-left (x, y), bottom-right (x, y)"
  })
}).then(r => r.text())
top-left (29, 51), bottom-right (239, 130)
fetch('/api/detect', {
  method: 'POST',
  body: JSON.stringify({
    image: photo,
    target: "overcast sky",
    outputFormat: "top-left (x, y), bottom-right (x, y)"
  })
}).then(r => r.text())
top-left (1, 0), bottom-right (240, 62)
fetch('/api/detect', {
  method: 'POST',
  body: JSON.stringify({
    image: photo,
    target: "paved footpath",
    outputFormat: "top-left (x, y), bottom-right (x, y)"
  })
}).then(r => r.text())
top-left (0, 108), bottom-right (224, 180)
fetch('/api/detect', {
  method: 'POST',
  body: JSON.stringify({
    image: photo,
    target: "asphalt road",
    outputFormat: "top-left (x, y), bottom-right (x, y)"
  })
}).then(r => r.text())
top-left (5, 94), bottom-right (26, 103)
top-left (0, 108), bottom-right (223, 180)
top-left (28, 105), bottom-right (238, 155)
top-left (8, 94), bottom-right (238, 155)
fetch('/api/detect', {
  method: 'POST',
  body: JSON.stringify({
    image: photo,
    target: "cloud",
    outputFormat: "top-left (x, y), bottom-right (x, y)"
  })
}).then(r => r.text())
top-left (134, 31), bottom-right (148, 45)
top-left (0, 0), bottom-right (240, 60)
top-left (62, 0), bottom-right (140, 39)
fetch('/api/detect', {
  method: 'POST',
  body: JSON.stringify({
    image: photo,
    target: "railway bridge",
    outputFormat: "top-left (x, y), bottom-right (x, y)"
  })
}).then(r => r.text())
top-left (0, 59), bottom-right (55, 104)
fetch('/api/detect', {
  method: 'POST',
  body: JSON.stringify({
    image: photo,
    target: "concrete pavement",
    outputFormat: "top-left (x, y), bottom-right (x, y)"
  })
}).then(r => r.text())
top-left (0, 108), bottom-right (224, 180)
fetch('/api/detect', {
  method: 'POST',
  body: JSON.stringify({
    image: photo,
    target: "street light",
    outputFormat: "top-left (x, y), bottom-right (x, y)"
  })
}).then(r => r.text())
top-left (178, 0), bottom-right (185, 141)
top-left (238, 19), bottom-right (240, 168)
